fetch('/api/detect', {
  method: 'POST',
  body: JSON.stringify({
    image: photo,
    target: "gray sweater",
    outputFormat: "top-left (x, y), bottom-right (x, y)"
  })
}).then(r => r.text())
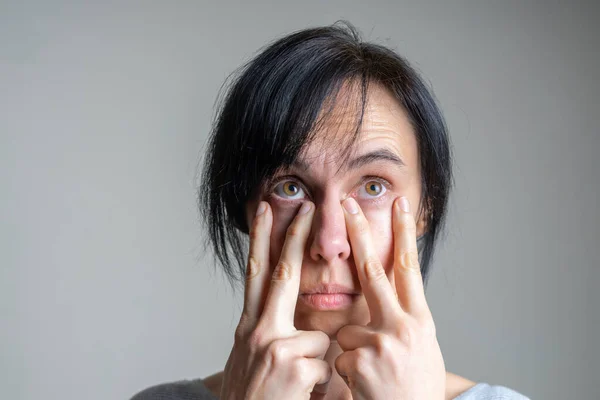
top-left (130, 378), bottom-right (530, 399)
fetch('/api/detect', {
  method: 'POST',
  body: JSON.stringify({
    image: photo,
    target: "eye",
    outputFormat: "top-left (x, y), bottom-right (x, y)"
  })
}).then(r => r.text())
top-left (358, 179), bottom-right (387, 199)
top-left (273, 180), bottom-right (306, 200)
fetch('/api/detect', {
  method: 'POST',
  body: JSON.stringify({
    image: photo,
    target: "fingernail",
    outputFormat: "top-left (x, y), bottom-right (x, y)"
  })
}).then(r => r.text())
top-left (256, 201), bottom-right (266, 216)
top-left (342, 197), bottom-right (359, 214)
top-left (298, 201), bottom-right (313, 215)
top-left (399, 197), bottom-right (410, 213)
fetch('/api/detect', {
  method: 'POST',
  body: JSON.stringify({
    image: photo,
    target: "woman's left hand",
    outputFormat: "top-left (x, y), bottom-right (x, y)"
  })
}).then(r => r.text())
top-left (335, 196), bottom-right (446, 400)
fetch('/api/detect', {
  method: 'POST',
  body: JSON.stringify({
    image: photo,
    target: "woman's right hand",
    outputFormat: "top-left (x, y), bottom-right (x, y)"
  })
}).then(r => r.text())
top-left (219, 201), bottom-right (332, 400)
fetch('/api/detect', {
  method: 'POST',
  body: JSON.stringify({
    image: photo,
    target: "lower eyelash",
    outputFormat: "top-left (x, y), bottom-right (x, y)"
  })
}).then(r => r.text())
top-left (267, 175), bottom-right (392, 202)
top-left (356, 177), bottom-right (391, 199)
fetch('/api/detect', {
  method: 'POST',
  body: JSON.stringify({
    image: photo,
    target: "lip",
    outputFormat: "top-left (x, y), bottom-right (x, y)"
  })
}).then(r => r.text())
top-left (299, 293), bottom-right (358, 310)
top-left (299, 283), bottom-right (360, 310)
top-left (300, 283), bottom-right (360, 295)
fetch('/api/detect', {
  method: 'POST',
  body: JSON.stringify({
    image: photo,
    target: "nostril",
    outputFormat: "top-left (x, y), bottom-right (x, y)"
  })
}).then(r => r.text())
top-left (309, 234), bottom-right (351, 263)
top-left (308, 202), bottom-right (351, 262)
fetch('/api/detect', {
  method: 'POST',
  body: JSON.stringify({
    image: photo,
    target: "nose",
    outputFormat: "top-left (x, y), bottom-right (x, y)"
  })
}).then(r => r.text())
top-left (308, 198), bottom-right (351, 263)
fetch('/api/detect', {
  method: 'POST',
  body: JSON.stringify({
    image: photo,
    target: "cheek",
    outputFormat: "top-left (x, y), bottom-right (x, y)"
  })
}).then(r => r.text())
top-left (267, 201), bottom-right (298, 268)
top-left (364, 207), bottom-right (394, 271)
top-left (265, 199), bottom-right (396, 272)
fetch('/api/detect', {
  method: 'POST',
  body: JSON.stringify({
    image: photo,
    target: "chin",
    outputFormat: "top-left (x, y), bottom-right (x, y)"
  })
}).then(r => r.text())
top-left (293, 303), bottom-right (370, 338)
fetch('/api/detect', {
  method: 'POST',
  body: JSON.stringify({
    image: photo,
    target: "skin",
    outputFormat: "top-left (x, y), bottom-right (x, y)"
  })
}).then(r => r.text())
top-left (210, 83), bottom-right (476, 399)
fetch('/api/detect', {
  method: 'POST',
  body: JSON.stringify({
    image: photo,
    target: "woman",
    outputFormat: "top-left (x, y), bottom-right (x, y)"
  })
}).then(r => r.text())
top-left (132, 22), bottom-right (529, 399)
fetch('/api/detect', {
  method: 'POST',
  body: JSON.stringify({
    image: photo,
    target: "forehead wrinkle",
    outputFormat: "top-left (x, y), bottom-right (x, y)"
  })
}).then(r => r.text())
top-left (282, 81), bottom-right (414, 180)
top-left (289, 142), bottom-right (405, 183)
top-left (355, 130), bottom-right (406, 161)
top-left (347, 147), bottom-right (405, 170)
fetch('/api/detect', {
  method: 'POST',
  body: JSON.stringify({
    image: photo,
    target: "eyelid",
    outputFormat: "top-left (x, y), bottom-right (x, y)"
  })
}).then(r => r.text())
top-left (267, 174), bottom-right (392, 200)
top-left (268, 175), bottom-right (311, 199)
top-left (360, 175), bottom-right (392, 187)
top-left (354, 176), bottom-right (392, 198)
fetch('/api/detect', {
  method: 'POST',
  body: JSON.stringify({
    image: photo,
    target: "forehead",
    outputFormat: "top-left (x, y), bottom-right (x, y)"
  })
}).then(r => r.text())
top-left (298, 82), bottom-right (417, 170)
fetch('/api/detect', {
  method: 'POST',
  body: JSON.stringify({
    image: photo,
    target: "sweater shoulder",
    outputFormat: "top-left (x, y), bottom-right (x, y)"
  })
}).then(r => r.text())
top-left (454, 382), bottom-right (530, 400)
top-left (130, 378), bottom-right (217, 400)
top-left (130, 378), bottom-right (529, 400)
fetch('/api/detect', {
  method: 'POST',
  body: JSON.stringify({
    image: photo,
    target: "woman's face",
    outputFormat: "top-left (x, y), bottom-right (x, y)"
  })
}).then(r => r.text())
top-left (246, 83), bottom-right (427, 337)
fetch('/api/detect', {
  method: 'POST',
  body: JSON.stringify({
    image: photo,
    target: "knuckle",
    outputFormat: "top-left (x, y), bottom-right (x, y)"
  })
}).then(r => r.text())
top-left (272, 260), bottom-right (293, 281)
top-left (392, 322), bottom-right (414, 346)
top-left (419, 316), bottom-right (437, 338)
top-left (399, 250), bottom-right (420, 272)
top-left (373, 333), bottom-right (394, 356)
top-left (268, 339), bottom-right (291, 365)
top-left (286, 222), bottom-right (302, 238)
top-left (352, 348), bottom-right (370, 376)
top-left (245, 256), bottom-right (261, 280)
top-left (363, 258), bottom-right (386, 281)
top-left (291, 358), bottom-right (308, 378)
top-left (247, 330), bottom-right (265, 349)
top-left (304, 330), bottom-right (329, 349)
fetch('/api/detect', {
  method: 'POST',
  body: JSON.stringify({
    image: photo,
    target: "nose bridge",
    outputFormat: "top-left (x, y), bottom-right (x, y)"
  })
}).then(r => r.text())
top-left (309, 195), bottom-right (351, 263)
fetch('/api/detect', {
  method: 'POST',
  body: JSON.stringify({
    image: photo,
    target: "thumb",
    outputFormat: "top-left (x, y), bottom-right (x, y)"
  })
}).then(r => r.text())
top-left (312, 380), bottom-right (330, 396)
top-left (312, 359), bottom-right (331, 396)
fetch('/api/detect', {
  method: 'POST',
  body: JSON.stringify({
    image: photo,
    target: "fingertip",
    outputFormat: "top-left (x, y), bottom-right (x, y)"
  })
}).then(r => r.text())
top-left (256, 201), bottom-right (267, 216)
top-left (393, 197), bottom-right (404, 231)
top-left (342, 197), bottom-right (359, 214)
top-left (298, 201), bottom-right (314, 215)
top-left (263, 201), bottom-right (273, 225)
top-left (394, 197), bottom-right (416, 228)
top-left (251, 201), bottom-right (272, 237)
top-left (393, 197), bottom-right (401, 213)
top-left (399, 196), bottom-right (410, 213)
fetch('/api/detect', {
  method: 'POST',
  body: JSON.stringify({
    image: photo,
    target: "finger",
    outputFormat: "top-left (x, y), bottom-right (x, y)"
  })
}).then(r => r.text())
top-left (335, 324), bottom-right (374, 352)
top-left (242, 201), bottom-right (273, 326)
top-left (300, 358), bottom-right (332, 393)
top-left (279, 330), bottom-right (331, 359)
top-left (278, 332), bottom-right (331, 396)
top-left (312, 382), bottom-right (329, 397)
top-left (341, 197), bottom-right (401, 326)
top-left (261, 201), bottom-right (315, 326)
top-left (334, 348), bottom-right (374, 395)
top-left (393, 197), bottom-right (429, 317)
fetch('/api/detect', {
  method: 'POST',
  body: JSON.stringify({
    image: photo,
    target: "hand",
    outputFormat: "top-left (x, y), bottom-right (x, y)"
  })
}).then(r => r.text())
top-left (334, 196), bottom-right (446, 400)
top-left (220, 201), bottom-right (332, 400)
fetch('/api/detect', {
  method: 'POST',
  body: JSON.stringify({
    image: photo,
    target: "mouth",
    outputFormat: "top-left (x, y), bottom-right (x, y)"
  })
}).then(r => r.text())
top-left (299, 283), bottom-right (360, 310)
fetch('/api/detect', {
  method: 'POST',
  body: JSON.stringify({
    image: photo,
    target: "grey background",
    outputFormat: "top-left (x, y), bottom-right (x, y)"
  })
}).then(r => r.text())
top-left (2, 1), bottom-right (598, 399)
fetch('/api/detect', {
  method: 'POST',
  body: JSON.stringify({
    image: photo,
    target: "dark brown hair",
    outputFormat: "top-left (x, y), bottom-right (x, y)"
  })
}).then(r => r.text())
top-left (199, 21), bottom-right (453, 290)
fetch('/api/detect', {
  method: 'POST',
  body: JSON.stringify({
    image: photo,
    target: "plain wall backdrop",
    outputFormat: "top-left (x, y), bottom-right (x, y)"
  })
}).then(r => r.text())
top-left (2, 1), bottom-right (599, 399)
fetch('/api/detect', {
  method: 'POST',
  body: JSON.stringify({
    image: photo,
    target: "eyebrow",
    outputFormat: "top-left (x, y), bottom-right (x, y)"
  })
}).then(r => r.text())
top-left (292, 148), bottom-right (405, 171)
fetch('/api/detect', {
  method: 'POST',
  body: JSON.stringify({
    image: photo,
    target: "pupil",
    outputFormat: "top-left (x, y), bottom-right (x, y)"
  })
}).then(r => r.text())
top-left (368, 182), bottom-right (380, 194)
top-left (286, 183), bottom-right (297, 194)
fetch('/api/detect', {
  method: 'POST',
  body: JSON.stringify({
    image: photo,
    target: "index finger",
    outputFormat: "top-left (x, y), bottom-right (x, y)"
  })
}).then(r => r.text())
top-left (261, 201), bottom-right (315, 328)
top-left (393, 197), bottom-right (429, 317)
top-left (341, 197), bottom-right (402, 326)
top-left (242, 201), bottom-right (273, 324)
